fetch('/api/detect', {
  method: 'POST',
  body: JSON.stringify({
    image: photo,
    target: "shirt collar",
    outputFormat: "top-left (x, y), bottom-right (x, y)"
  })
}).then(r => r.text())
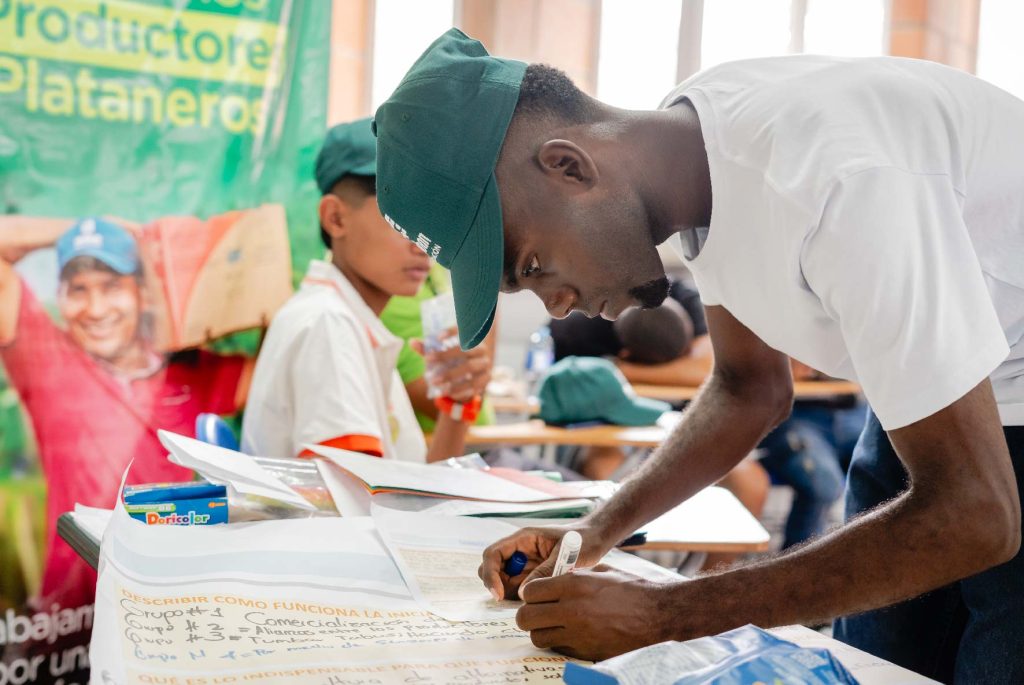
top-left (302, 260), bottom-right (400, 351)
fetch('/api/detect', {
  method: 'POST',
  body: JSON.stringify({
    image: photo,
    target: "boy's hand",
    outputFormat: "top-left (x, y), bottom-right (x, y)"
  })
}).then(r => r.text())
top-left (413, 327), bottom-right (493, 402)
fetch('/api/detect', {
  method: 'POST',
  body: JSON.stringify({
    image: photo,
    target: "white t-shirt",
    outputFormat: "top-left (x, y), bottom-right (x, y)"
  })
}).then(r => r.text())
top-left (662, 56), bottom-right (1024, 430)
top-left (241, 260), bottom-right (427, 461)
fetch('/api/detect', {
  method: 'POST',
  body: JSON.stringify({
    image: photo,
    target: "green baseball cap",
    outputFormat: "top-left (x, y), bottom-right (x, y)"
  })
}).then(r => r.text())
top-left (537, 357), bottom-right (672, 427)
top-left (315, 117), bottom-right (377, 194)
top-left (373, 28), bottom-right (526, 350)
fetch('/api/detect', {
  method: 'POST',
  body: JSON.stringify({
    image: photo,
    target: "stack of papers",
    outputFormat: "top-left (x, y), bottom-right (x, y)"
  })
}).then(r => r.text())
top-left (308, 444), bottom-right (589, 503)
top-left (160, 430), bottom-right (314, 510)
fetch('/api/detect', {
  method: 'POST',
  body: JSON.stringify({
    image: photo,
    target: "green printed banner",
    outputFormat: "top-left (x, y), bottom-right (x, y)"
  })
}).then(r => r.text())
top-left (0, 1), bottom-right (330, 682)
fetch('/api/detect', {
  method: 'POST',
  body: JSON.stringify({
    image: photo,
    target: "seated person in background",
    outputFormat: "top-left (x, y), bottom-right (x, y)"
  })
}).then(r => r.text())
top-left (380, 261), bottom-right (497, 432)
top-left (242, 118), bottom-right (489, 462)
top-left (551, 278), bottom-right (712, 386)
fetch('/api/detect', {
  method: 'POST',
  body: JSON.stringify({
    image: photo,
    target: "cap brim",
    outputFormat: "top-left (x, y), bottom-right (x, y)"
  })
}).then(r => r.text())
top-left (602, 395), bottom-right (671, 426)
top-left (449, 173), bottom-right (503, 350)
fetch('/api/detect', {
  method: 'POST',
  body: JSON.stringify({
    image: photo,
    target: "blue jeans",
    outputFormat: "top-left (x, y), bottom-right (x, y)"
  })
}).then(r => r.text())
top-left (833, 410), bottom-right (1024, 684)
top-left (758, 405), bottom-right (862, 548)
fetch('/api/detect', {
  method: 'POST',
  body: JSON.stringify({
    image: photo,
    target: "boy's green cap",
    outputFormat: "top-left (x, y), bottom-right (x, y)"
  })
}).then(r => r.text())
top-left (537, 357), bottom-right (672, 427)
top-left (373, 28), bottom-right (526, 350)
top-left (315, 117), bottom-right (377, 193)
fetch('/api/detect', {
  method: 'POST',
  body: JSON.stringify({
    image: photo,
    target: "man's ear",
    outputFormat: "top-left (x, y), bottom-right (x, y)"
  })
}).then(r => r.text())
top-left (319, 194), bottom-right (350, 242)
top-left (537, 139), bottom-right (598, 190)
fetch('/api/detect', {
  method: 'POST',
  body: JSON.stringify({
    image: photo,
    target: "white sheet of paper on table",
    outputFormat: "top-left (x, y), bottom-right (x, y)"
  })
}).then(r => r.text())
top-left (371, 505), bottom-right (682, 622)
top-left (315, 459), bottom-right (371, 517)
top-left (90, 492), bottom-right (584, 684)
top-left (159, 430), bottom-right (315, 510)
top-left (372, 503), bottom-right (523, 621)
top-left (309, 443), bottom-right (583, 502)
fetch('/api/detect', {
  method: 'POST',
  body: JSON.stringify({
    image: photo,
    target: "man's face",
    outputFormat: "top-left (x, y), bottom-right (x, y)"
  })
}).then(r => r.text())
top-left (59, 269), bottom-right (143, 362)
top-left (498, 172), bottom-right (669, 320)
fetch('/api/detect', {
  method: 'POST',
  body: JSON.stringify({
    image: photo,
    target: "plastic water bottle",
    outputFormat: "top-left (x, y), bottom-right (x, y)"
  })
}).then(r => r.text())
top-left (524, 325), bottom-right (555, 394)
top-left (420, 293), bottom-right (459, 399)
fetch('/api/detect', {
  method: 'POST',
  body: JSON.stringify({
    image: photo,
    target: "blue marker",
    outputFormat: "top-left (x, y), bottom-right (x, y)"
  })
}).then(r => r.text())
top-left (504, 551), bottom-right (528, 576)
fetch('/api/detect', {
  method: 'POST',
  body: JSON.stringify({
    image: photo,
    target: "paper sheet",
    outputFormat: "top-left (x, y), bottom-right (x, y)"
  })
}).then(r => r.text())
top-left (316, 459), bottom-right (371, 517)
top-left (372, 505), bottom-right (682, 622)
top-left (72, 504), bottom-right (114, 542)
top-left (90, 498), bottom-right (582, 685)
top-left (310, 444), bottom-right (583, 502)
top-left (372, 504), bottom-right (523, 621)
top-left (160, 430), bottom-right (315, 510)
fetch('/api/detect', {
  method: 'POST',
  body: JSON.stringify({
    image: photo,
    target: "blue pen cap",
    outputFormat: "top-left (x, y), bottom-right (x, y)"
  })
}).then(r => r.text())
top-left (504, 551), bottom-right (528, 577)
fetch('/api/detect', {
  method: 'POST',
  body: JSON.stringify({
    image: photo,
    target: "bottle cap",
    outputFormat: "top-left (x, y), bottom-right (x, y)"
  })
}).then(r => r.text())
top-left (503, 551), bottom-right (528, 577)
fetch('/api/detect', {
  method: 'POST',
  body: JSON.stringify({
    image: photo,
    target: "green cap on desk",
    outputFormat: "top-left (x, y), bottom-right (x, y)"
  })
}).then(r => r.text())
top-left (537, 357), bottom-right (672, 427)
top-left (315, 117), bottom-right (377, 193)
top-left (372, 28), bottom-right (526, 350)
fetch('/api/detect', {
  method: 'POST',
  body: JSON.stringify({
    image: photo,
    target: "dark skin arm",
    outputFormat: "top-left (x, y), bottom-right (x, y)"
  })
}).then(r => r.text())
top-left (478, 305), bottom-right (794, 597)
top-left (513, 379), bottom-right (1021, 661)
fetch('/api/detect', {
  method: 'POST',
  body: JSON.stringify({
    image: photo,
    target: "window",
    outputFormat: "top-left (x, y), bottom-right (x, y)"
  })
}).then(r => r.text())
top-left (597, 0), bottom-right (683, 109)
top-left (804, 0), bottom-right (886, 56)
top-left (371, 0), bottom-right (455, 110)
top-left (700, 0), bottom-right (792, 70)
top-left (977, 0), bottom-right (1024, 100)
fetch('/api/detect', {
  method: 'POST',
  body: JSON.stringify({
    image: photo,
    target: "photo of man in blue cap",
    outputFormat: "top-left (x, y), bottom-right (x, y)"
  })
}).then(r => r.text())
top-left (375, 29), bottom-right (1024, 682)
top-left (0, 215), bottom-right (250, 608)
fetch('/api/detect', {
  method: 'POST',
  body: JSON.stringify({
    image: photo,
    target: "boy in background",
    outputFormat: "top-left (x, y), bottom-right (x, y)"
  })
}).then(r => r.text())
top-left (242, 119), bottom-right (489, 462)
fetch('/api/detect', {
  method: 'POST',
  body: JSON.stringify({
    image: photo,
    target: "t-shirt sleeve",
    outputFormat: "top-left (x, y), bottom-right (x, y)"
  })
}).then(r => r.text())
top-left (801, 167), bottom-right (1009, 430)
top-left (289, 313), bottom-right (384, 456)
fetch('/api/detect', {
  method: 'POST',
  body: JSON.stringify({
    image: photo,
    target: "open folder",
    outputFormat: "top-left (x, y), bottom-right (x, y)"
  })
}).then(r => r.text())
top-left (307, 444), bottom-right (591, 503)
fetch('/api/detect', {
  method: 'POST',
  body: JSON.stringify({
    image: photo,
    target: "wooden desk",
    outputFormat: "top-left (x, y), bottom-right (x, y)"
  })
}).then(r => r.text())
top-left (489, 381), bottom-right (860, 416)
top-left (487, 394), bottom-right (540, 415)
top-left (633, 380), bottom-right (861, 403)
top-left (465, 419), bottom-right (669, 448)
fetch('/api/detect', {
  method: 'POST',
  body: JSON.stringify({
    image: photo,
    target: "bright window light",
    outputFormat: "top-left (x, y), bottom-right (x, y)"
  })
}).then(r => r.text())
top-left (371, 0), bottom-right (454, 110)
top-left (977, 0), bottom-right (1024, 100)
top-left (701, 0), bottom-right (792, 69)
top-left (597, 0), bottom-right (683, 109)
top-left (804, 0), bottom-right (885, 56)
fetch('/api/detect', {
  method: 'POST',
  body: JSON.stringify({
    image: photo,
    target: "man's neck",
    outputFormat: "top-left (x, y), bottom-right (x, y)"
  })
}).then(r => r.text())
top-left (332, 255), bottom-right (391, 316)
top-left (623, 103), bottom-right (712, 245)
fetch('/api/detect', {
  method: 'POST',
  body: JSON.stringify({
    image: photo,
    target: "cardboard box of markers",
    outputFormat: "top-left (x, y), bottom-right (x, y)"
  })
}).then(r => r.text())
top-left (123, 481), bottom-right (228, 526)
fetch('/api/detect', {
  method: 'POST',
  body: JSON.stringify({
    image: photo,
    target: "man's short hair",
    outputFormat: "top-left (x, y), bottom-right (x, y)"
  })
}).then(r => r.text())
top-left (613, 298), bottom-right (695, 365)
top-left (320, 173), bottom-right (377, 249)
top-left (60, 256), bottom-right (143, 284)
top-left (513, 63), bottom-right (594, 124)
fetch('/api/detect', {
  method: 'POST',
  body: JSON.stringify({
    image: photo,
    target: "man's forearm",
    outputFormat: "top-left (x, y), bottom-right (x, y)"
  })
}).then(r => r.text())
top-left (666, 484), bottom-right (1009, 638)
top-left (587, 374), bottom-right (786, 546)
top-left (0, 216), bottom-right (75, 261)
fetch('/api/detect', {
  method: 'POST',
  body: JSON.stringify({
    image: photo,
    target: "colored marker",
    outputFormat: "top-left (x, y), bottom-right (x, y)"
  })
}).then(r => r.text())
top-left (504, 551), bottom-right (528, 577)
top-left (552, 531), bottom-right (582, 577)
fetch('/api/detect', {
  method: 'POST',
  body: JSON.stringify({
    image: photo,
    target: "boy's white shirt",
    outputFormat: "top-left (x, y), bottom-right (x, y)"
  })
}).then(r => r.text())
top-left (241, 259), bottom-right (427, 462)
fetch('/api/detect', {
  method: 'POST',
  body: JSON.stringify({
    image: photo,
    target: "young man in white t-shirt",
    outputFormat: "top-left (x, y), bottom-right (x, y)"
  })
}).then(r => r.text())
top-left (374, 30), bottom-right (1024, 682)
top-left (242, 118), bottom-right (489, 462)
